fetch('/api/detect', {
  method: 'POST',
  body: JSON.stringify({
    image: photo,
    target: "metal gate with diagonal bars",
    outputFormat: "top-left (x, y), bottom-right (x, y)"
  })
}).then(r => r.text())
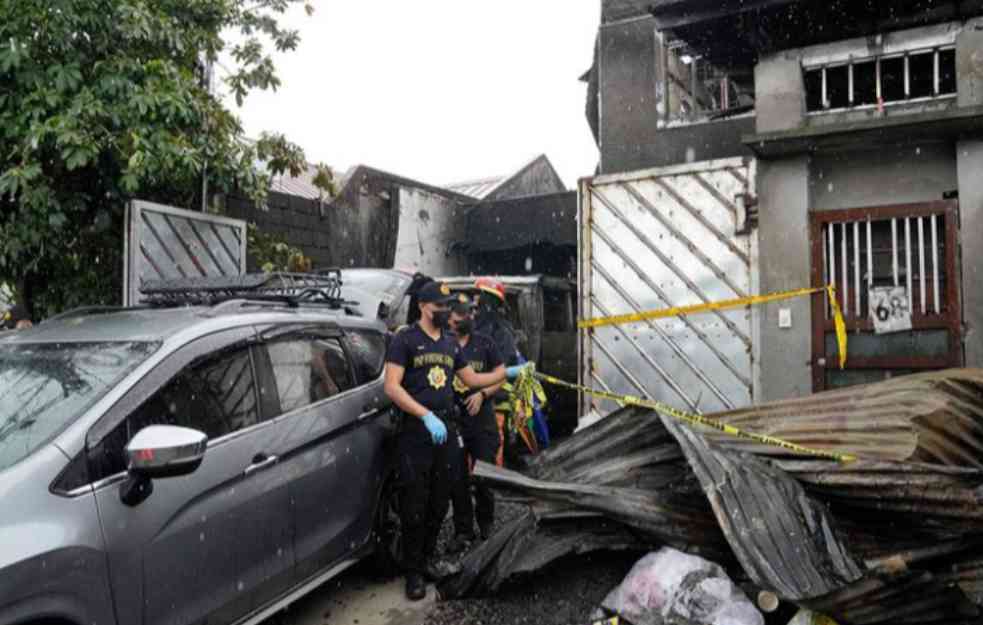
top-left (124, 200), bottom-right (247, 306)
top-left (578, 158), bottom-right (758, 418)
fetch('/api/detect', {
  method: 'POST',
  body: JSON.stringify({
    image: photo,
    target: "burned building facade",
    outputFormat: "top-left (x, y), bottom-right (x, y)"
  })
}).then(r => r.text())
top-left (581, 0), bottom-right (983, 410)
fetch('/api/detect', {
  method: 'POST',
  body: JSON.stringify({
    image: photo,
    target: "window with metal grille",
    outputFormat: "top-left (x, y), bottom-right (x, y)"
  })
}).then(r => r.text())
top-left (809, 202), bottom-right (962, 391)
top-left (804, 46), bottom-right (957, 113)
top-left (820, 215), bottom-right (949, 320)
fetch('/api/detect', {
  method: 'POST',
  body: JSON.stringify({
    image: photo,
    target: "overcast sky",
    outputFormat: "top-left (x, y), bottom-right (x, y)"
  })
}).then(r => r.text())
top-left (220, 1), bottom-right (600, 190)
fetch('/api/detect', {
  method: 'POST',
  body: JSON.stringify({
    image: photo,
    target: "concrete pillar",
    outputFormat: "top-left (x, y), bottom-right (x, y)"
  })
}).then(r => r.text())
top-left (754, 54), bottom-right (806, 134)
top-left (957, 20), bottom-right (983, 108)
top-left (599, 17), bottom-right (661, 173)
top-left (757, 156), bottom-right (813, 401)
top-left (957, 140), bottom-right (983, 366)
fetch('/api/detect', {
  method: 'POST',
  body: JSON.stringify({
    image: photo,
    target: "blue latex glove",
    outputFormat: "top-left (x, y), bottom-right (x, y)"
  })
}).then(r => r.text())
top-left (422, 412), bottom-right (447, 445)
top-left (506, 363), bottom-right (530, 381)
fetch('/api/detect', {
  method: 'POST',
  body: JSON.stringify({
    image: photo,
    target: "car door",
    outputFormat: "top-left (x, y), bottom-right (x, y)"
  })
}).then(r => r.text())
top-left (255, 323), bottom-right (391, 583)
top-left (85, 327), bottom-right (295, 625)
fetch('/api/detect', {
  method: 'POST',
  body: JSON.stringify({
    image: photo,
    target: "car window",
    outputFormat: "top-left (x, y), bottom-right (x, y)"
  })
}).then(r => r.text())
top-left (266, 335), bottom-right (354, 414)
top-left (0, 341), bottom-right (159, 473)
top-left (87, 344), bottom-right (259, 481)
top-left (344, 329), bottom-right (387, 383)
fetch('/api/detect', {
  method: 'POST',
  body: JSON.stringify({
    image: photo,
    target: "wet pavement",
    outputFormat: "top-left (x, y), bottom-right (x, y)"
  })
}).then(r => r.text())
top-left (263, 550), bottom-right (635, 625)
top-left (262, 562), bottom-right (435, 625)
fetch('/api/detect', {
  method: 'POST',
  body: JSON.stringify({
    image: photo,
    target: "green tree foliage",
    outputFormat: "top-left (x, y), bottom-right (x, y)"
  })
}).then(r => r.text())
top-left (246, 223), bottom-right (311, 273)
top-left (0, 0), bottom-right (321, 316)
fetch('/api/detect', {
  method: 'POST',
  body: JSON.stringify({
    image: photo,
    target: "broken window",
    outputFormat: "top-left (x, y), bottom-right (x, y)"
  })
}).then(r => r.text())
top-left (852, 60), bottom-right (877, 105)
top-left (804, 46), bottom-right (956, 113)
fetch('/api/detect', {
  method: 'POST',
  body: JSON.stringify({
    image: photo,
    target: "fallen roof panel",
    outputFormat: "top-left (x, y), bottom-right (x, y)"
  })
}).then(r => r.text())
top-left (705, 369), bottom-right (983, 467)
top-left (661, 414), bottom-right (865, 601)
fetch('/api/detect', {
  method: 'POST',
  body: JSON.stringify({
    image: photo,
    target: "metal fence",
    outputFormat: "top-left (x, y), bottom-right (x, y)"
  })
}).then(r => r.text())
top-left (578, 158), bottom-right (758, 418)
top-left (123, 200), bottom-right (247, 306)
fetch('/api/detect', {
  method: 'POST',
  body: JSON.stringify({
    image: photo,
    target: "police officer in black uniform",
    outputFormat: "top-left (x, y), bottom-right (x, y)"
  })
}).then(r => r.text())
top-left (446, 294), bottom-right (505, 553)
top-left (384, 280), bottom-right (528, 601)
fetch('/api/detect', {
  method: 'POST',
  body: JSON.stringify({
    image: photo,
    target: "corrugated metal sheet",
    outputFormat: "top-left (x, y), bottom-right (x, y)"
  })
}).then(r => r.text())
top-left (270, 163), bottom-right (328, 200)
top-left (447, 370), bottom-right (983, 622)
top-left (706, 369), bottom-right (983, 467)
top-left (661, 414), bottom-right (865, 600)
top-left (445, 176), bottom-right (505, 200)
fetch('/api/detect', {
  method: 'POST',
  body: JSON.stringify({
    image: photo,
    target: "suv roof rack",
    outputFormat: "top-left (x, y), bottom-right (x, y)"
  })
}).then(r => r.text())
top-left (139, 271), bottom-right (359, 311)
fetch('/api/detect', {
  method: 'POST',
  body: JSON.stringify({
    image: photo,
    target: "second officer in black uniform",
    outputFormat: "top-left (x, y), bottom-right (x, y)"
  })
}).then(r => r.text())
top-left (446, 294), bottom-right (505, 552)
top-left (384, 280), bottom-right (528, 601)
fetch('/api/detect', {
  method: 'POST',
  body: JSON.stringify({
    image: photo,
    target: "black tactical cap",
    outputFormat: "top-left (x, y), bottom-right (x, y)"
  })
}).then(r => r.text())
top-left (417, 281), bottom-right (454, 304)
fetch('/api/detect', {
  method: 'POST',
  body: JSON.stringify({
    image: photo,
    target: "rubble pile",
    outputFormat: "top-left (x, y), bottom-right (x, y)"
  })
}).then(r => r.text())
top-left (439, 369), bottom-right (983, 624)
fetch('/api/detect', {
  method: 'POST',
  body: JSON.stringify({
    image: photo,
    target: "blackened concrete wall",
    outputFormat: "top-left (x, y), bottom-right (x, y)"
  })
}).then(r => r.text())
top-left (597, 16), bottom-right (753, 173)
top-left (810, 144), bottom-right (958, 211)
top-left (957, 139), bottom-right (983, 366)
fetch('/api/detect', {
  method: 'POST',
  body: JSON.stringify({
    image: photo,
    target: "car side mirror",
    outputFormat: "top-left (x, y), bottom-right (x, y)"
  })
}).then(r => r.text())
top-left (120, 425), bottom-right (208, 506)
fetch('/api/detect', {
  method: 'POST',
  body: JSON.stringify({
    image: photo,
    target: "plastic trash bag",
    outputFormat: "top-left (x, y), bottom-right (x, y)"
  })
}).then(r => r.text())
top-left (600, 548), bottom-right (764, 625)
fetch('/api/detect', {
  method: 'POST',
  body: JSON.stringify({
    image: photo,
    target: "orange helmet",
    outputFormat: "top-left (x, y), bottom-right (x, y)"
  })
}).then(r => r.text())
top-left (475, 277), bottom-right (506, 302)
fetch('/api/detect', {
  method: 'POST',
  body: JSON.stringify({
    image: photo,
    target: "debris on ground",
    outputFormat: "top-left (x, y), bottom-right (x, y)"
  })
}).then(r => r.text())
top-left (598, 548), bottom-right (764, 625)
top-left (439, 369), bottom-right (983, 625)
top-left (426, 552), bottom-right (637, 625)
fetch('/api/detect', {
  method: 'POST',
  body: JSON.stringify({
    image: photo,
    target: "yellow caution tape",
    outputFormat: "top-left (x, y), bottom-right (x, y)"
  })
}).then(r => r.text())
top-left (532, 371), bottom-right (857, 463)
top-left (579, 284), bottom-right (848, 369)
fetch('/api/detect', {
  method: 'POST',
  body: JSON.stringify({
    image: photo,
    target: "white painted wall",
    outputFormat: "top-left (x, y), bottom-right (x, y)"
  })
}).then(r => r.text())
top-left (393, 187), bottom-right (468, 276)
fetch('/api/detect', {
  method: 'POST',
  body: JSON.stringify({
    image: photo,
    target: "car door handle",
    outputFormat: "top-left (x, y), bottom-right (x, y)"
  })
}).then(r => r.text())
top-left (244, 454), bottom-right (278, 476)
top-left (358, 406), bottom-right (380, 421)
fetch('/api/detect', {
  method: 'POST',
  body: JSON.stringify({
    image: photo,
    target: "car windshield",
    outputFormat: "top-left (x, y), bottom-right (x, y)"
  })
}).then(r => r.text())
top-left (0, 341), bottom-right (159, 472)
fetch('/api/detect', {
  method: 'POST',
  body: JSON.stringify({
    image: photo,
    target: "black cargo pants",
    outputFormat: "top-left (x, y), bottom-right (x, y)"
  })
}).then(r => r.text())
top-left (448, 416), bottom-right (499, 537)
top-left (397, 412), bottom-right (452, 575)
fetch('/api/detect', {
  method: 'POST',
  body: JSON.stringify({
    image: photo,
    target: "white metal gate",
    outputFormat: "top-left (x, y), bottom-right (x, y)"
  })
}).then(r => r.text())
top-left (578, 158), bottom-right (758, 418)
top-left (123, 200), bottom-right (247, 306)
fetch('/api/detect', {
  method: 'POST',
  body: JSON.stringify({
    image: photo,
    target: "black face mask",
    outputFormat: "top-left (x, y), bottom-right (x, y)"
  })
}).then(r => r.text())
top-left (455, 319), bottom-right (474, 336)
top-left (433, 309), bottom-right (451, 330)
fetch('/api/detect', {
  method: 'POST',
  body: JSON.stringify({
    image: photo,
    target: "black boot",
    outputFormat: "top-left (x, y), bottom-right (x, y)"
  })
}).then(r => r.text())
top-left (405, 572), bottom-right (426, 601)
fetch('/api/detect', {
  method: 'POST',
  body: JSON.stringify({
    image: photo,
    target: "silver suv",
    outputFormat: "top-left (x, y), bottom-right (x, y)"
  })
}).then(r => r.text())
top-left (0, 271), bottom-right (413, 625)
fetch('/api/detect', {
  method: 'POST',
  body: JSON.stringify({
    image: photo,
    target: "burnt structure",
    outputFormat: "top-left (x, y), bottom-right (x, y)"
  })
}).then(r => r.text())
top-left (583, 0), bottom-right (983, 401)
top-left (466, 191), bottom-right (578, 279)
top-left (224, 155), bottom-right (572, 279)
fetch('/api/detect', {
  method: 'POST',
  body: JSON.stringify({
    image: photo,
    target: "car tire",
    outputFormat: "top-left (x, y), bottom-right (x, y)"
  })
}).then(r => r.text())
top-left (369, 477), bottom-right (402, 579)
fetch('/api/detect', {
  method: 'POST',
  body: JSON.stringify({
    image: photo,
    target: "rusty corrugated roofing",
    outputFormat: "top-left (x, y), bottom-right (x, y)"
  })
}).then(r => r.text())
top-left (705, 369), bottom-right (983, 467)
top-left (445, 369), bottom-right (983, 623)
top-left (661, 414), bottom-right (865, 600)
